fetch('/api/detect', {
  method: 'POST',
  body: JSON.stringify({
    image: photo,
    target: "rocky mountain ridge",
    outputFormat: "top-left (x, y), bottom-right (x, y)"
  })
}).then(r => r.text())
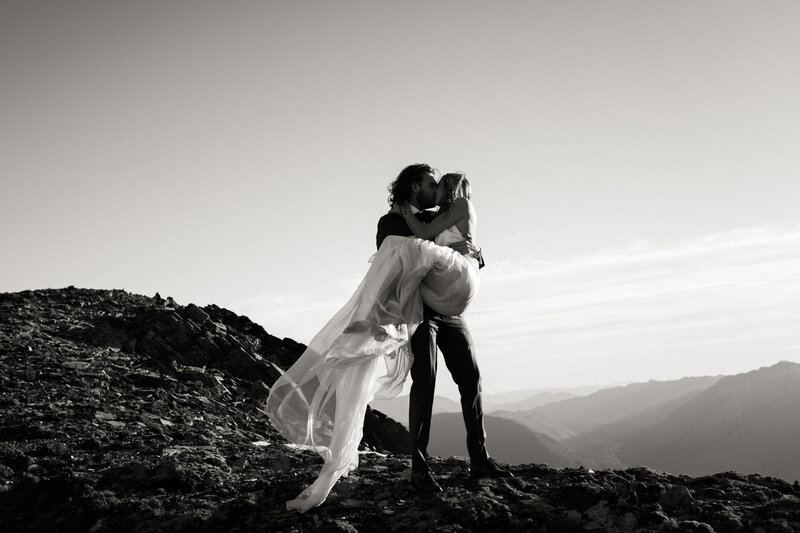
top-left (2, 287), bottom-right (799, 532)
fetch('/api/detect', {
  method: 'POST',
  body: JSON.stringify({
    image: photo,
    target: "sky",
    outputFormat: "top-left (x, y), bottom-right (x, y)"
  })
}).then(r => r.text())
top-left (2, 1), bottom-right (800, 397)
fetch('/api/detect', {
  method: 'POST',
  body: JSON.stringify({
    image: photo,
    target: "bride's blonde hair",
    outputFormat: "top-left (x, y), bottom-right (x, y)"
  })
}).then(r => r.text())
top-left (438, 172), bottom-right (471, 208)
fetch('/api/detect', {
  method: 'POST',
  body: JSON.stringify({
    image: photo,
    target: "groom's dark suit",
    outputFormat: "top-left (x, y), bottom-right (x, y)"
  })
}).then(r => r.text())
top-left (376, 212), bottom-right (490, 474)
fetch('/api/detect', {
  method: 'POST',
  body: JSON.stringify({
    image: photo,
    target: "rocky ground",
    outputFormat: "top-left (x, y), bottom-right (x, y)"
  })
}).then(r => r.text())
top-left (1, 288), bottom-right (800, 532)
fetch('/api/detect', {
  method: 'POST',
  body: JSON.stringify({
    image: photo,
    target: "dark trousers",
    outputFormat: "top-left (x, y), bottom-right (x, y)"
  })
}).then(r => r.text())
top-left (408, 305), bottom-right (489, 473)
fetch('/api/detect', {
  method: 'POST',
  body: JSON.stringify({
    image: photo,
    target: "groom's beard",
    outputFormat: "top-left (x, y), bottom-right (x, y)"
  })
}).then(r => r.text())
top-left (419, 196), bottom-right (437, 210)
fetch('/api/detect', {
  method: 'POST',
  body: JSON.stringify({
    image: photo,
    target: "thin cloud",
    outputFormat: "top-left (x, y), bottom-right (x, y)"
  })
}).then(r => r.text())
top-left (469, 223), bottom-right (800, 387)
top-left (480, 223), bottom-right (800, 286)
top-left (232, 277), bottom-right (366, 342)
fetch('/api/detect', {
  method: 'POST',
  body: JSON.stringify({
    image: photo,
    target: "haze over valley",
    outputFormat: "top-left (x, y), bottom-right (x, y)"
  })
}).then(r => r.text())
top-left (371, 361), bottom-right (800, 482)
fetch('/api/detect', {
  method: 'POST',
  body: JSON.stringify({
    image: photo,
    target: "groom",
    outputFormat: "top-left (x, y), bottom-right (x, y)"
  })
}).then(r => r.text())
top-left (376, 163), bottom-right (512, 493)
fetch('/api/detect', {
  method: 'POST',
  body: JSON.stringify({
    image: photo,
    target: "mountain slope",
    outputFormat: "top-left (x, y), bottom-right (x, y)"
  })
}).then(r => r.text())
top-left (491, 408), bottom-right (579, 442)
top-left (565, 384), bottom-right (718, 469)
top-left (533, 375), bottom-right (722, 434)
top-left (617, 361), bottom-right (800, 481)
top-left (369, 394), bottom-right (461, 427)
top-left (485, 391), bottom-right (578, 413)
top-left (428, 413), bottom-right (579, 467)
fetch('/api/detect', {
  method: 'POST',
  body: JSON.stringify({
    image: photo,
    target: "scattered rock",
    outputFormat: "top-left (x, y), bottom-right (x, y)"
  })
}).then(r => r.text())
top-left (184, 303), bottom-right (210, 324)
top-left (678, 520), bottom-right (716, 533)
top-left (660, 484), bottom-right (694, 511)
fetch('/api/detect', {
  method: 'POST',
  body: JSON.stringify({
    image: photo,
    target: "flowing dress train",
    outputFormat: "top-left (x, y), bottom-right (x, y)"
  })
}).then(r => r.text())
top-left (266, 229), bottom-right (479, 512)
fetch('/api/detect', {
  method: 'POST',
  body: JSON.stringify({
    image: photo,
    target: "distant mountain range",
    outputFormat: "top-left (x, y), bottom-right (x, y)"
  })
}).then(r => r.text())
top-left (369, 395), bottom-right (461, 427)
top-left (484, 390), bottom-right (580, 412)
top-left (427, 413), bottom-right (579, 468)
top-left (533, 375), bottom-right (723, 434)
top-left (369, 389), bottom-right (583, 427)
top-left (372, 361), bottom-right (800, 482)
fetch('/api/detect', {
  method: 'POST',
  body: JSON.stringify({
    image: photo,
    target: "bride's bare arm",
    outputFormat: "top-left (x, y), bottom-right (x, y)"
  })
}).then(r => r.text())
top-left (403, 198), bottom-right (471, 240)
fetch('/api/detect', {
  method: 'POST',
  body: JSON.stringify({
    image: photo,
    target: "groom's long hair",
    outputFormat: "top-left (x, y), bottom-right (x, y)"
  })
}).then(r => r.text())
top-left (387, 163), bottom-right (435, 206)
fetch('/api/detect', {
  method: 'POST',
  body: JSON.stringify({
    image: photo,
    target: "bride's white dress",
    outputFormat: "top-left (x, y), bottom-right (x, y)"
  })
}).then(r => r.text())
top-left (266, 225), bottom-right (479, 512)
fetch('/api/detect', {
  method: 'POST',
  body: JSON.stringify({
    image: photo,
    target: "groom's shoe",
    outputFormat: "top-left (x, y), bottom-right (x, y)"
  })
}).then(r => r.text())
top-left (470, 458), bottom-right (514, 479)
top-left (410, 470), bottom-right (443, 493)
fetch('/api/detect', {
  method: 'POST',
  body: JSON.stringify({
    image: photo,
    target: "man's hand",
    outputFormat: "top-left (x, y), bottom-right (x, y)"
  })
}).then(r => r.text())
top-left (448, 239), bottom-right (481, 258)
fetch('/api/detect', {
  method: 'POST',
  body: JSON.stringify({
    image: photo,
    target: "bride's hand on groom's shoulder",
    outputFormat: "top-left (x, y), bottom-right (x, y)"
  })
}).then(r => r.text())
top-left (390, 203), bottom-right (411, 216)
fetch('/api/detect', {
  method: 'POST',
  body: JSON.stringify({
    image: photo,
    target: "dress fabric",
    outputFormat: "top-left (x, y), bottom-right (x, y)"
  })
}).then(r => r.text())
top-left (266, 227), bottom-right (478, 512)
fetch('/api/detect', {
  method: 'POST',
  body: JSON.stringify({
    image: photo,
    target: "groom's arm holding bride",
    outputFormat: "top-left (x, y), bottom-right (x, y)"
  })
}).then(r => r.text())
top-left (447, 238), bottom-right (483, 266)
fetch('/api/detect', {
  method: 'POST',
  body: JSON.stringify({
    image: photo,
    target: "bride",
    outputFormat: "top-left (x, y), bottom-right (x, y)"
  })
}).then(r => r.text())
top-left (266, 172), bottom-right (480, 512)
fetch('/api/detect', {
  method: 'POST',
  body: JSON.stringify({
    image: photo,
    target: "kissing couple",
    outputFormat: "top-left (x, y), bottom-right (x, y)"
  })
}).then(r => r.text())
top-left (267, 164), bottom-right (511, 513)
